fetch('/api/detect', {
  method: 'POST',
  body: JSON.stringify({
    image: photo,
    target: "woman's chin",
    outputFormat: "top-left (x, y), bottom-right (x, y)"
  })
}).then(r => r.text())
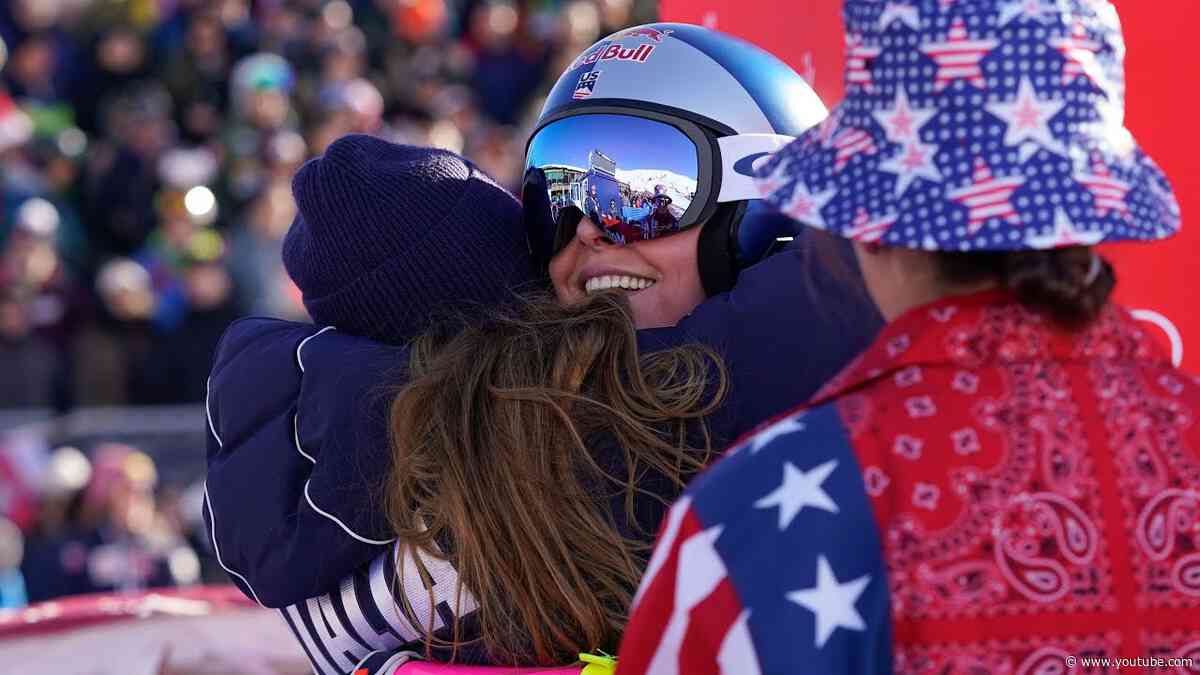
top-left (628, 286), bottom-right (685, 330)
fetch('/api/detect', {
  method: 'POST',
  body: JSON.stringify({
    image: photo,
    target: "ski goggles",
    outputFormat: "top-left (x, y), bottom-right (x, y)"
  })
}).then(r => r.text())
top-left (522, 108), bottom-right (795, 261)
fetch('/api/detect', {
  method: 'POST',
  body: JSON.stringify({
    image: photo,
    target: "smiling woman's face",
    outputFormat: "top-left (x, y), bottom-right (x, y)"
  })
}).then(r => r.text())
top-left (549, 216), bottom-right (706, 329)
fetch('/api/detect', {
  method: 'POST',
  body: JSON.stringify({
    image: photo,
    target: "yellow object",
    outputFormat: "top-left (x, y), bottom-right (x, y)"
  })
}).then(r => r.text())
top-left (579, 652), bottom-right (617, 675)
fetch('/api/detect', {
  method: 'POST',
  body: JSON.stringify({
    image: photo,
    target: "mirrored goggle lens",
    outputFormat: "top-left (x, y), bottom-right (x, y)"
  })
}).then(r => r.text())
top-left (525, 114), bottom-right (701, 250)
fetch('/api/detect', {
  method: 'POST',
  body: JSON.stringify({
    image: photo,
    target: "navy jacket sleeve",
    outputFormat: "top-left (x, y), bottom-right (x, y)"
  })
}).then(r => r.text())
top-left (639, 239), bottom-right (883, 446)
top-left (203, 318), bottom-right (406, 607)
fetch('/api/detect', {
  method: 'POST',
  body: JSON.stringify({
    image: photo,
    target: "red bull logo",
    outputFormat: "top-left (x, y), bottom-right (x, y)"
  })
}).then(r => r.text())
top-left (620, 27), bottom-right (674, 43)
top-left (570, 43), bottom-right (657, 71)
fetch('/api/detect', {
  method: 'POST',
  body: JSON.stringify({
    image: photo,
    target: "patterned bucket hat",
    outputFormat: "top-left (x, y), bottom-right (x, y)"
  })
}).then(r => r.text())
top-left (755, 0), bottom-right (1181, 251)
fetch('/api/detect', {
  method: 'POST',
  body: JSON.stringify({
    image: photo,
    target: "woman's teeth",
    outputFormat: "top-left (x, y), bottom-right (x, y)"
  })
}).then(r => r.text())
top-left (585, 275), bottom-right (656, 295)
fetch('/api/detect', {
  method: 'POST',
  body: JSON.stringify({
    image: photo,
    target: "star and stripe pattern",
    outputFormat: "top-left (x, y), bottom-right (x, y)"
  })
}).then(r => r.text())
top-left (846, 208), bottom-right (898, 242)
top-left (1077, 151), bottom-right (1132, 218)
top-left (985, 76), bottom-right (1067, 155)
top-left (947, 158), bottom-right (1024, 233)
top-left (618, 405), bottom-right (892, 675)
top-left (846, 33), bottom-right (882, 91)
top-left (919, 18), bottom-right (997, 91)
top-left (833, 128), bottom-right (879, 170)
top-left (879, 139), bottom-right (941, 196)
top-left (997, 0), bottom-right (1053, 27)
top-left (753, 0), bottom-right (1179, 252)
top-left (878, 2), bottom-right (921, 31)
top-left (1049, 21), bottom-right (1103, 85)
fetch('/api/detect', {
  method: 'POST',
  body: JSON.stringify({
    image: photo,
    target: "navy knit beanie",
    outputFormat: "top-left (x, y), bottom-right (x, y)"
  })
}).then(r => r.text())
top-left (282, 134), bottom-right (534, 344)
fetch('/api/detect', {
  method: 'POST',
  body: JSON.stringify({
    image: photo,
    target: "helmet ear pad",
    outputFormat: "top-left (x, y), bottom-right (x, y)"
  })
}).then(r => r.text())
top-left (696, 201), bottom-right (746, 297)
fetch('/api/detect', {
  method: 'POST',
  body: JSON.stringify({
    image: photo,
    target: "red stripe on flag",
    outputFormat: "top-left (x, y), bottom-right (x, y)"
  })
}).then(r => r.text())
top-left (618, 509), bottom-right (708, 674)
top-left (678, 577), bottom-right (746, 675)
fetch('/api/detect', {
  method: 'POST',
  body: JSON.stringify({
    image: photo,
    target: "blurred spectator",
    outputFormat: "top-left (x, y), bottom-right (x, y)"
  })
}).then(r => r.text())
top-left (0, 1), bottom-right (81, 106)
top-left (71, 257), bottom-right (154, 405)
top-left (0, 290), bottom-right (57, 408)
top-left (136, 229), bottom-right (239, 404)
top-left (80, 85), bottom-right (173, 258)
top-left (228, 179), bottom-right (305, 319)
top-left (33, 446), bottom-right (91, 539)
top-left (0, 199), bottom-right (88, 409)
top-left (72, 27), bottom-right (151, 136)
top-left (466, 1), bottom-right (550, 126)
top-left (162, 13), bottom-right (232, 144)
top-left (20, 443), bottom-right (197, 603)
top-left (0, 517), bottom-right (26, 608)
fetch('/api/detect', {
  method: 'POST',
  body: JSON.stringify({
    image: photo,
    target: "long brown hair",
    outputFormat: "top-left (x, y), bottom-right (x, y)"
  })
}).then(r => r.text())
top-left (384, 291), bottom-right (728, 665)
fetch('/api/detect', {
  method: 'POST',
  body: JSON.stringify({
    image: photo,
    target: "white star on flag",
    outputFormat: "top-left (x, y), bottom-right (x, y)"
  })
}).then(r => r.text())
top-left (920, 18), bottom-right (998, 91)
top-left (1076, 151), bottom-right (1131, 218)
top-left (754, 460), bottom-right (839, 530)
top-left (871, 87), bottom-right (937, 144)
top-left (1025, 208), bottom-right (1105, 248)
top-left (748, 415), bottom-right (806, 454)
top-left (787, 556), bottom-right (872, 649)
top-left (997, 0), bottom-right (1052, 27)
top-left (879, 139), bottom-right (942, 196)
top-left (780, 182), bottom-right (836, 230)
top-left (948, 157), bottom-right (1025, 233)
top-left (878, 2), bottom-right (920, 31)
top-left (845, 208), bottom-right (898, 243)
top-left (1049, 22), bottom-right (1103, 86)
top-left (846, 33), bottom-right (882, 91)
top-left (986, 77), bottom-right (1067, 156)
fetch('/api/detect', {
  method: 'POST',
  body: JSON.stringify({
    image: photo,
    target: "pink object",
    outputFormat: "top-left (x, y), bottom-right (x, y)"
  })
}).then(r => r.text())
top-left (397, 664), bottom-right (581, 675)
top-left (0, 585), bottom-right (256, 639)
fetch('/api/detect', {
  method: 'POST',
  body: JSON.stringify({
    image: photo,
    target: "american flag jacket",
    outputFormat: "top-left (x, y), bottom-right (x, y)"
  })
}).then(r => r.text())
top-left (619, 291), bottom-right (1200, 673)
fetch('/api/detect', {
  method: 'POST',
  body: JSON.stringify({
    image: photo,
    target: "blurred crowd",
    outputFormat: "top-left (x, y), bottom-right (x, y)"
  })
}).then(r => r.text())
top-left (0, 0), bottom-right (654, 608)
top-left (0, 442), bottom-right (210, 608)
top-left (0, 0), bottom-right (654, 412)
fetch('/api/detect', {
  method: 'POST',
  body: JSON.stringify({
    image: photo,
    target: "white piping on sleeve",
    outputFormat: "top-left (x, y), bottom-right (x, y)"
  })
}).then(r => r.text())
top-left (206, 377), bottom-right (223, 448)
top-left (303, 480), bottom-right (396, 546)
top-left (293, 414), bottom-right (316, 464)
top-left (296, 326), bottom-right (337, 373)
top-left (293, 323), bottom-right (391, 545)
top-left (204, 483), bottom-right (263, 606)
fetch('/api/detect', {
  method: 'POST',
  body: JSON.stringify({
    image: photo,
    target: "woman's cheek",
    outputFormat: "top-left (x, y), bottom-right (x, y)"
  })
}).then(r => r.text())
top-left (548, 250), bottom-right (578, 303)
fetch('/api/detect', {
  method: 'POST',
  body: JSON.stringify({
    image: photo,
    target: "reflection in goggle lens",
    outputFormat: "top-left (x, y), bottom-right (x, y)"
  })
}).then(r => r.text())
top-left (525, 114), bottom-right (701, 250)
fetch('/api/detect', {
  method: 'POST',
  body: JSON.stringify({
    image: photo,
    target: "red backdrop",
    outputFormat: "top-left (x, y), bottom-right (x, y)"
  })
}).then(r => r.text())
top-left (661, 1), bottom-right (1200, 369)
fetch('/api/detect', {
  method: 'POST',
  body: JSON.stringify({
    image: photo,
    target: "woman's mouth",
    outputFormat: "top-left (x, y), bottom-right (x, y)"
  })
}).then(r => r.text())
top-left (583, 274), bottom-right (657, 295)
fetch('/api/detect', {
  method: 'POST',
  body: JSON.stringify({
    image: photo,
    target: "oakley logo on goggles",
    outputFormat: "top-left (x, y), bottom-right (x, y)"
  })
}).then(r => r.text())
top-left (522, 109), bottom-right (793, 256)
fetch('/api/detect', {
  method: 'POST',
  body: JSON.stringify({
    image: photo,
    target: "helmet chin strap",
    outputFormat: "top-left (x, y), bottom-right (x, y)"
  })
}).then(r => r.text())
top-left (696, 202), bottom-right (746, 297)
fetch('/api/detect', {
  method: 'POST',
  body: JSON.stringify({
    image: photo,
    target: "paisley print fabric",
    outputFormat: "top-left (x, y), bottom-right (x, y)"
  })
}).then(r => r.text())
top-left (811, 291), bottom-right (1200, 672)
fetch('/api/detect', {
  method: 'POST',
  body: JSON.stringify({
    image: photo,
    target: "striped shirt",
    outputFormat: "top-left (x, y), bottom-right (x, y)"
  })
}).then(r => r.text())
top-left (278, 544), bottom-right (477, 675)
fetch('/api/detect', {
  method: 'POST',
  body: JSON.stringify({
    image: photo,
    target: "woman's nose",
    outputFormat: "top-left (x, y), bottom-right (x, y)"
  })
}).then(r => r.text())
top-left (576, 216), bottom-right (614, 248)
